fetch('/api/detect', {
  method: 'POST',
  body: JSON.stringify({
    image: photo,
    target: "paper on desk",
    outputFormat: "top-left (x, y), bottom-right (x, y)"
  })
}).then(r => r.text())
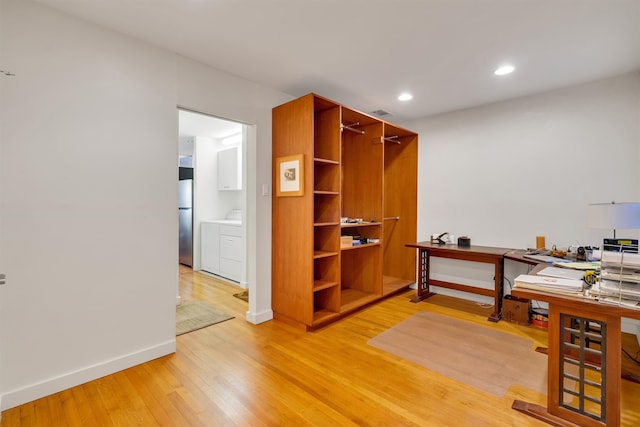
top-left (515, 274), bottom-right (584, 291)
top-left (538, 266), bottom-right (585, 280)
top-left (552, 261), bottom-right (600, 270)
top-left (594, 295), bottom-right (640, 309)
top-left (514, 283), bottom-right (584, 296)
top-left (601, 251), bottom-right (640, 267)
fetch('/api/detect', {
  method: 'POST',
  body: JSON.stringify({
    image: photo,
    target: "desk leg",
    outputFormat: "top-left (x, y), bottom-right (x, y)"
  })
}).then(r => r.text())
top-left (487, 258), bottom-right (504, 322)
top-left (513, 305), bottom-right (621, 427)
top-left (411, 249), bottom-right (435, 303)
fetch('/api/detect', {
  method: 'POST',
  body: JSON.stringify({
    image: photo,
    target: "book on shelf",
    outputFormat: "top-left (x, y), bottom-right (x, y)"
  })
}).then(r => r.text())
top-left (514, 274), bottom-right (584, 295)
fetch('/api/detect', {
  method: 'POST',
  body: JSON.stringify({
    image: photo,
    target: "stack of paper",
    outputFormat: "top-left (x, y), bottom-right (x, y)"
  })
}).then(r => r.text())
top-left (592, 293), bottom-right (640, 310)
top-left (552, 261), bottom-right (600, 270)
top-left (601, 251), bottom-right (640, 268)
top-left (514, 274), bottom-right (584, 295)
top-left (597, 250), bottom-right (640, 301)
top-left (537, 266), bottom-right (585, 280)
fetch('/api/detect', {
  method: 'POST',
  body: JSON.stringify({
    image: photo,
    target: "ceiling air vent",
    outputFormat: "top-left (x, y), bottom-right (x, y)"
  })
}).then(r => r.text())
top-left (371, 109), bottom-right (392, 117)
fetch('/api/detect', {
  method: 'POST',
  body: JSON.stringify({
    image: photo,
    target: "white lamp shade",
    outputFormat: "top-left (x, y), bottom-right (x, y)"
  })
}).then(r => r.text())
top-left (587, 202), bottom-right (640, 229)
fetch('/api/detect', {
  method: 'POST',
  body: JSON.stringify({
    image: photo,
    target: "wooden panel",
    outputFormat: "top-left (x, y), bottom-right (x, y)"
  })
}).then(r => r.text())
top-left (314, 160), bottom-right (340, 192)
top-left (314, 104), bottom-right (341, 161)
top-left (314, 193), bottom-right (340, 224)
top-left (342, 120), bottom-right (383, 221)
top-left (314, 225), bottom-right (340, 253)
top-left (383, 128), bottom-right (418, 282)
top-left (272, 95), bottom-right (315, 325)
top-left (313, 285), bottom-right (340, 318)
top-left (341, 245), bottom-right (382, 295)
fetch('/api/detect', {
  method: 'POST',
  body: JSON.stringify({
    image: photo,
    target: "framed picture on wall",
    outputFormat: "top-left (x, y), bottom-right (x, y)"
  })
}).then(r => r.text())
top-left (276, 154), bottom-right (304, 197)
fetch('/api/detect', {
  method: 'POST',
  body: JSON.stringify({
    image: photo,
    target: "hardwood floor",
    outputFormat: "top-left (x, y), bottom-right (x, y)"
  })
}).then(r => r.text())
top-left (3, 266), bottom-right (640, 426)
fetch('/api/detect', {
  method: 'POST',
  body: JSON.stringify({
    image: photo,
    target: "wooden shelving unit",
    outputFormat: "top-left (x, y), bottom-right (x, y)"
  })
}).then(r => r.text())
top-left (272, 93), bottom-right (418, 330)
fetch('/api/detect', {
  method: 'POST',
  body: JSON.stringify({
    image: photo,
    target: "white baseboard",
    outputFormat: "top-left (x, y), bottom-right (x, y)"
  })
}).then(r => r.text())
top-left (1, 340), bottom-right (176, 411)
top-left (245, 308), bottom-right (273, 324)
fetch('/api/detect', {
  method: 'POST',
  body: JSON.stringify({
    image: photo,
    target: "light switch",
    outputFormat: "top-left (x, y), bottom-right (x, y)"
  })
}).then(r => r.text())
top-left (262, 184), bottom-right (270, 196)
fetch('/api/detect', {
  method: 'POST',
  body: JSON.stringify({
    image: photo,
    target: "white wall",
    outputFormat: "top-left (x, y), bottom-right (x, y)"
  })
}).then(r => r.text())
top-left (174, 58), bottom-right (289, 324)
top-left (0, 0), bottom-right (290, 410)
top-left (404, 72), bottom-right (640, 330)
top-left (407, 71), bottom-right (640, 250)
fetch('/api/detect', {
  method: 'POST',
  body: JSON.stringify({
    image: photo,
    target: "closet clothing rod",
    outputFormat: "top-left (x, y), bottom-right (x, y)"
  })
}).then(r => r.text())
top-left (383, 136), bottom-right (401, 144)
top-left (383, 216), bottom-right (400, 221)
top-left (341, 122), bottom-right (365, 135)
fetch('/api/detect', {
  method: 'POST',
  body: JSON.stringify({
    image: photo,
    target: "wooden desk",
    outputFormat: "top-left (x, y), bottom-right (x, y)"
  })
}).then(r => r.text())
top-left (504, 249), bottom-right (546, 266)
top-left (511, 286), bottom-right (640, 426)
top-left (406, 242), bottom-right (513, 321)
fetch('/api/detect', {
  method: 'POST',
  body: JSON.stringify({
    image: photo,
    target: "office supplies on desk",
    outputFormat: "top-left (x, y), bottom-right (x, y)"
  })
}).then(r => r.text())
top-left (457, 236), bottom-right (470, 247)
top-left (430, 232), bottom-right (449, 245)
top-left (603, 238), bottom-right (638, 253)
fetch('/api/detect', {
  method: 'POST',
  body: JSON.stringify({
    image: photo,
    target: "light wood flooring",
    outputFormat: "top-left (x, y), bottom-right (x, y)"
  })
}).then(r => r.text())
top-left (3, 266), bottom-right (640, 426)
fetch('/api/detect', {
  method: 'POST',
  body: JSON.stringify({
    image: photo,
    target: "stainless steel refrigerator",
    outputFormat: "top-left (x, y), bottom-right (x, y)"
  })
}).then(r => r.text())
top-left (178, 179), bottom-right (193, 266)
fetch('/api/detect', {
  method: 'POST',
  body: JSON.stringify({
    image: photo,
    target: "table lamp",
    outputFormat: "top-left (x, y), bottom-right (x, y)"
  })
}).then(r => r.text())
top-left (587, 201), bottom-right (640, 252)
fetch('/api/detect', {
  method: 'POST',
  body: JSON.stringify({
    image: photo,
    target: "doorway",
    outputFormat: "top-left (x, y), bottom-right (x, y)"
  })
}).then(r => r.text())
top-left (178, 109), bottom-right (248, 290)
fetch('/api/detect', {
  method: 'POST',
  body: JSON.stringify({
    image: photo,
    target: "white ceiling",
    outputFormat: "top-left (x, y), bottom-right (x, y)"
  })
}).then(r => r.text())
top-left (35, 0), bottom-right (640, 122)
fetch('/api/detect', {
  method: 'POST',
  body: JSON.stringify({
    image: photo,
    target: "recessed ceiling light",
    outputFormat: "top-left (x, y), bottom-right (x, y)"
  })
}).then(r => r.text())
top-left (398, 93), bottom-right (413, 101)
top-left (494, 65), bottom-right (515, 76)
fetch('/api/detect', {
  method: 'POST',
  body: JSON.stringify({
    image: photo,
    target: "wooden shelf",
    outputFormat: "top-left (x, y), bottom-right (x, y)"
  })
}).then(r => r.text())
top-left (312, 309), bottom-right (340, 325)
top-left (341, 243), bottom-right (380, 251)
top-left (382, 275), bottom-right (414, 296)
top-left (315, 190), bottom-right (339, 195)
top-left (340, 288), bottom-right (378, 313)
top-left (313, 250), bottom-right (338, 259)
top-left (340, 222), bottom-right (380, 228)
top-left (314, 222), bottom-right (340, 227)
top-left (313, 280), bottom-right (339, 292)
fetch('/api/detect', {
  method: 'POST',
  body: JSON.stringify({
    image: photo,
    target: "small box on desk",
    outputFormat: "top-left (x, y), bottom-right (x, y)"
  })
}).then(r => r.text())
top-left (502, 295), bottom-right (531, 325)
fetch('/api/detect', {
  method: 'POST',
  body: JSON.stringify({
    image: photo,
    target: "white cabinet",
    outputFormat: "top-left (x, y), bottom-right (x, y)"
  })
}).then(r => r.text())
top-left (219, 224), bottom-right (243, 282)
top-left (201, 222), bottom-right (220, 275)
top-left (218, 147), bottom-right (241, 191)
top-left (200, 220), bottom-right (244, 283)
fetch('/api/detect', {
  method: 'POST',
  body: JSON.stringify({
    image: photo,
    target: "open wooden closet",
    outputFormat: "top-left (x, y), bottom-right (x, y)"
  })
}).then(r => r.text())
top-left (272, 93), bottom-right (418, 330)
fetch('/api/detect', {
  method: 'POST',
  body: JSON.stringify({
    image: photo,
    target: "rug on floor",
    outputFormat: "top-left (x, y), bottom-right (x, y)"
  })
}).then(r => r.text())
top-left (176, 301), bottom-right (234, 336)
top-left (368, 311), bottom-right (564, 397)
